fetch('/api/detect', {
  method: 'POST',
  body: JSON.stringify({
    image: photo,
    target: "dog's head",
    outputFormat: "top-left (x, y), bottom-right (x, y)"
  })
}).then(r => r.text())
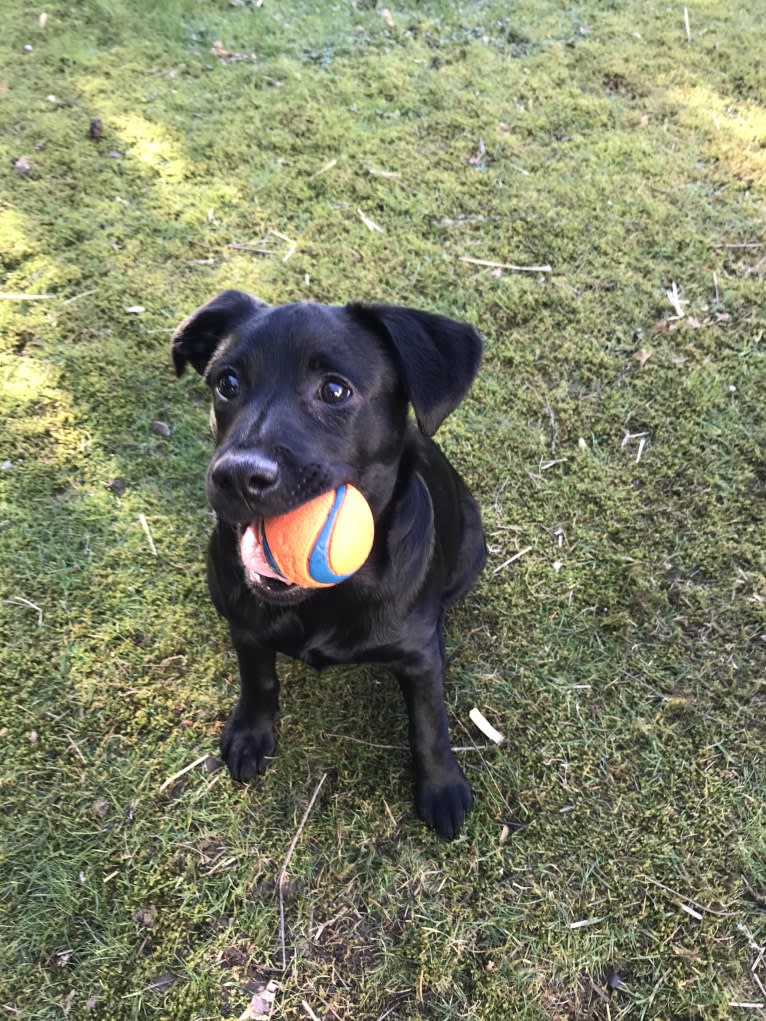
top-left (172, 290), bottom-right (481, 595)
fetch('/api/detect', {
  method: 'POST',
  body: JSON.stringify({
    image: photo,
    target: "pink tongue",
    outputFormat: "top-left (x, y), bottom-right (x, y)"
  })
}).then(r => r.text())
top-left (240, 523), bottom-right (287, 583)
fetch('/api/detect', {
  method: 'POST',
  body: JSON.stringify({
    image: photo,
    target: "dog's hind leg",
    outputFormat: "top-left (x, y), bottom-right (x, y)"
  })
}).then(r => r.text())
top-left (220, 631), bottom-right (280, 781)
top-left (442, 488), bottom-right (486, 609)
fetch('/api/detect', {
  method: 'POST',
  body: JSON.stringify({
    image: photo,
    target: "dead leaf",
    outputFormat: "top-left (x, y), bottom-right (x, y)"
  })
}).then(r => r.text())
top-left (146, 973), bottom-right (178, 993)
top-left (89, 796), bottom-right (110, 818)
top-left (210, 39), bottom-right (257, 63)
top-left (133, 905), bottom-right (158, 928)
top-left (654, 319), bottom-right (677, 332)
top-left (12, 156), bottom-right (31, 175)
top-left (634, 349), bottom-right (652, 365)
top-left (219, 944), bottom-right (250, 968)
top-left (382, 8), bottom-right (395, 28)
top-left (239, 980), bottom-right (280, 1020)
top-left (468, 138), bottom-right (486, 166)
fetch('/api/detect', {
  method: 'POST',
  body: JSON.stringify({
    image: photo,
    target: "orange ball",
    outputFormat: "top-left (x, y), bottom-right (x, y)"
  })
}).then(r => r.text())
top-left (259, 484), bottom-right (374, 588)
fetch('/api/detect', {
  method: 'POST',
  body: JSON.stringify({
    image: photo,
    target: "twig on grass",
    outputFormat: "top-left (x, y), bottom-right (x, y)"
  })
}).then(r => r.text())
top-left (278, 772), bottom-right (329, 970)
top-left (302, 1001), bottom-right (321, 1021)
top-left (452, 711), bottom-right (515, 821)
top-left (492, 546), bottom-right (534, 575)
top-left (229, 228), bottom-right (297, 261)
top-left (459, 256), bottom-right (552, 273)
top-left (228, 243), bottom-right (275, 255)
top-left (647, 969), bottom-right (671, 1010)
top-left (545, 403), bottom-right (558, 453)
top-left (323, 731), bottom-right (488, 753)
top-left (367, 166), bottom-right (401, 179)
top-left (138, 513), bottom-right (157, 556)
top-left (158, 752), bottom-right (210, 793)
top-left (67, 735), bottom-right (87, 764)
top-left (666, 280), bottom-right (687, 318)
top-left (62, 288), bottom-right (98, 305)
top-left (310, 157), bottom-right (338, 179)
top-left (270, 229), bottom-right (297, 261)
top-left (3, 596), bottom-right (43, 626)
top-left (684, 6), bottom-right (692, 44)
top-left (640, 875), bottom-right (734, 917)
top-left (680, 903), bottom-right (703, 921)
top-left (712, 241), bottom-right (764, 249)
top-left (0, 292), bottom-right (55, 300)
top-left (357, 208), bottom-right (385, 233)
top-left (469, 707), bottom-right (505, 745)
top-left (324, 732), bottom-right (406, 750)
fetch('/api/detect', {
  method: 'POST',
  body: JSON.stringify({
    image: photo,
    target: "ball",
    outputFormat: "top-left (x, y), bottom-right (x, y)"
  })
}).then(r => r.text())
top-left (259, 484), bottom-right (374, 588)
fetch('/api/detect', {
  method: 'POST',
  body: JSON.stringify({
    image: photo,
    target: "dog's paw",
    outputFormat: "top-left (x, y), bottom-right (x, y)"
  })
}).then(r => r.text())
top-left (415, 773), bottom-right (474, 840)
top-left (220, 714), bottom-right (276, 781)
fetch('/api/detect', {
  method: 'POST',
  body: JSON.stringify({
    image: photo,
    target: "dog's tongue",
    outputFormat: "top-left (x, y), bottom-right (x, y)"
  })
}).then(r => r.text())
top-left (240, 523), bottom-right (286, 583)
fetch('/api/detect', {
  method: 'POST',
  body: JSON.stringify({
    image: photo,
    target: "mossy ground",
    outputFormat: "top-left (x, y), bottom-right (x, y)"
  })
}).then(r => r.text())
top-left (1, 1), bottom-right (764, 1018)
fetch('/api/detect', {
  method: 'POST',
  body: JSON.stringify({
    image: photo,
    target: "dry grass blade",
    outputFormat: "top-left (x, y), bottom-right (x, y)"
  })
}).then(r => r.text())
top-left (278, 772), bottom-right (329, 969)
top-left (459, 256), bottom-right (552, 273)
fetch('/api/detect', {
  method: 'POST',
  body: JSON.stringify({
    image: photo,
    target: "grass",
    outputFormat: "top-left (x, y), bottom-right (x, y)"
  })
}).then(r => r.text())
top-left (1, 0), bottom-right (764, 1017)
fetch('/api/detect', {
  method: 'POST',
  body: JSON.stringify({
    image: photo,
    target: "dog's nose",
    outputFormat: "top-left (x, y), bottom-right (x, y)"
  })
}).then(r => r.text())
top-left (210, 450), bottom-right (280, 502)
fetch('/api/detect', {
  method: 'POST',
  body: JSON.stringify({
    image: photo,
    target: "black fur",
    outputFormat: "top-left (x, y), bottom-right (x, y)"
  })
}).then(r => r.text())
top-left (173, 292), bottom-right (485, 839)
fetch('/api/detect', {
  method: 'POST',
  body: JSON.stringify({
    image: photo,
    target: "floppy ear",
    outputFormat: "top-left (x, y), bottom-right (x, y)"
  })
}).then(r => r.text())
top-left (347, 303), bottom-right (483, 436)
top-left (171, 290), bottom-right (267, 377)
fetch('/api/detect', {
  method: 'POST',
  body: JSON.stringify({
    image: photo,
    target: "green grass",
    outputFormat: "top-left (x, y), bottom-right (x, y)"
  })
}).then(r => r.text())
top-left (1, 1), bottom-right (764, 1017)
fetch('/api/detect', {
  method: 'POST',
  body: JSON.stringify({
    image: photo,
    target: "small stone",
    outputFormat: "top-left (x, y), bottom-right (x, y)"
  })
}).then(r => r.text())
top-left (151, 420), bottom-right (171, 438)
top-left (204, 755), bottom-right (225, 774)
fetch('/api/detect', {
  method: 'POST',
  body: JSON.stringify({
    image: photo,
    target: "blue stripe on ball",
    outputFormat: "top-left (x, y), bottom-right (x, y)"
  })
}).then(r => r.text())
top-left (259, 522), bottom-right (286, 579)
top-left (308, 485), bottom-right (353, 584)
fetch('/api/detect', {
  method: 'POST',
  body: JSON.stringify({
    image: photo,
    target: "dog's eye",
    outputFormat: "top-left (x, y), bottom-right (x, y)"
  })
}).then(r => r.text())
top-left (215, 370), bottom-right (240, 401)
top-left (319, 378), bottom-right (352, 405)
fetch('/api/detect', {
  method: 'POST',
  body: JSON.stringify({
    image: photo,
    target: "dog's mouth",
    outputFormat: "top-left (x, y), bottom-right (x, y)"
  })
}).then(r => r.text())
top-left (239, 522), bottom-right (309, 602)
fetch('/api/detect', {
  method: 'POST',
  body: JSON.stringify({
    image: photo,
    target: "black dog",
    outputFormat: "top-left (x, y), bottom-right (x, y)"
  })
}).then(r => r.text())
top-left (172, 291), bottom-right (485, 839)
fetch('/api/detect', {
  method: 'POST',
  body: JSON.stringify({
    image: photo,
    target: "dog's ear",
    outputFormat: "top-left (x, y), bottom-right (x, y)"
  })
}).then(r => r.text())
top-left (347, 303), bottom-right (482, 436)
top-left (171, 290), bottom-right (267, 377)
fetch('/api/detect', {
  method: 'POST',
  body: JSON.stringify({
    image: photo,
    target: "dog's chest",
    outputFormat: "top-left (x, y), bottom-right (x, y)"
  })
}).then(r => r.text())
top-left (258, 598), bottom-right (405, 670)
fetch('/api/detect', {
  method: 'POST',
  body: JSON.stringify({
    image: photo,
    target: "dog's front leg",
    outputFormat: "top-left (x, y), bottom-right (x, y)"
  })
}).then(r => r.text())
top-left (397, 640), bottom-right (473, 840)
top-left (220, 629), bottom-right (279, 780)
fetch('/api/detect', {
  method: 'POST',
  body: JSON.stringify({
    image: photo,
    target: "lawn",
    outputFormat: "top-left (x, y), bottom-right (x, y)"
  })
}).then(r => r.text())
top-left (1, 1), bottom-right (764, 1018)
